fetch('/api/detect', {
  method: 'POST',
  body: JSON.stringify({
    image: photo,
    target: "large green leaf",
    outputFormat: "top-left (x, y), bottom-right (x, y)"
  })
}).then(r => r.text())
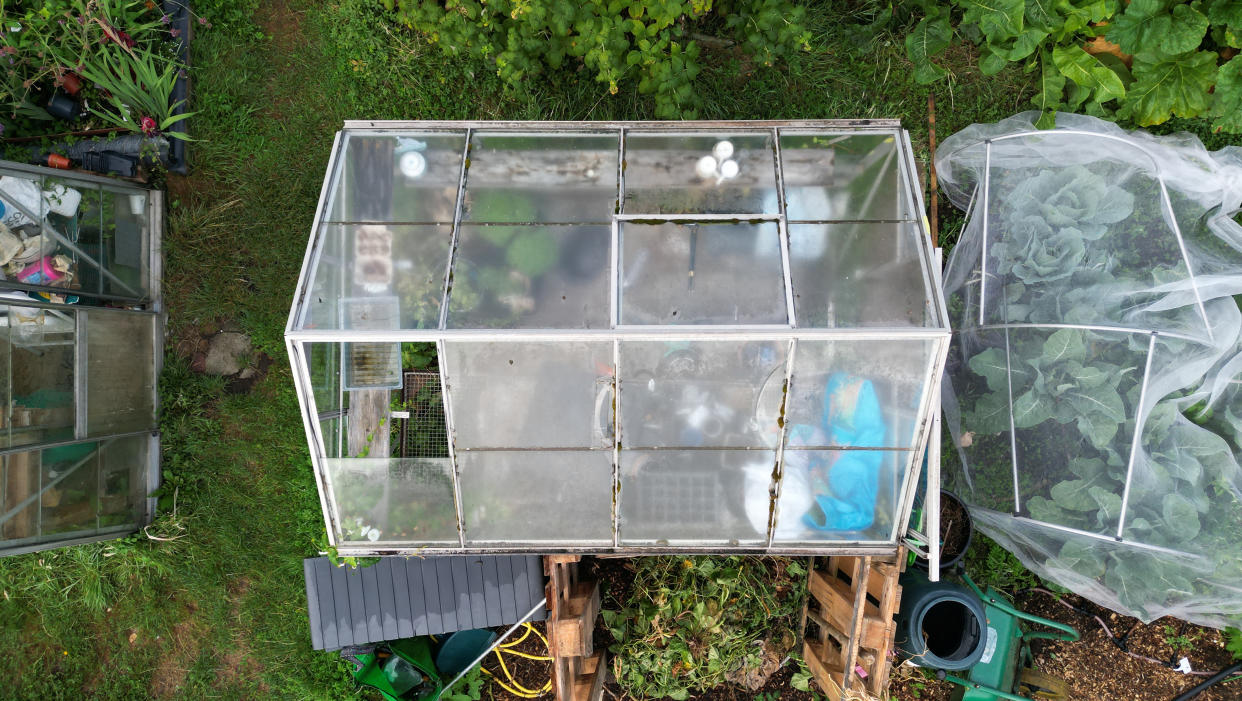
top-left (1120, 50), bottom-right (1217, 125)
top-left (1088, 485), bottom-right (1123, 524)
top-left (1106, 0), bottom-right (1170, 55)
top-left (1211, 57), bottom-right (1242, 133)
top-left (1042, 328), bottom-right (1086, 365)
top-left (1051, 44), bottom-right (1126, 103)
top-left (1163, 4), bottom-right (1210, 54)
top-left (1076, 410), bottom-right (1122, 450)
top-left (1207, 0), bottom-right (1242, 28)
top-left (1058, 540), bottom-right (1106, 578)
top-left (969, 347), bottom-right (1012, 392)
top-left (1031, 51), bottom-right (1067, 119)
top-left (1025, 0), bottom-right (1061, 30)
top-left (1000, 27), bottom-right (1050, 60)
top-left (960, 0), bottom-right (1026, 41)
top-left (1051, 479), bottom-right (1099, 511)
top-left (968, 391), bottom-right (1012, 435)
top-left (1162, 492), bottom-right (1201, 541)
top-left (907, 13), bottom-right (953, 84)
top-left (1013, 388), bottom-right (1055, 427)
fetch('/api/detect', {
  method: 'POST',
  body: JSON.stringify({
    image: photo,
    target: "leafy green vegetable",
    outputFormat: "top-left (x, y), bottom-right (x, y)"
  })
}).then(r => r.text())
top-left (1120, 50), bottom-right (1218, 126)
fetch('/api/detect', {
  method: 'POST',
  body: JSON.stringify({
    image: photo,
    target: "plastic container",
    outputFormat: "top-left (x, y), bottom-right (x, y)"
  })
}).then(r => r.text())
top-left (0, 176), bottom-right (82, 229)
top-left (895, 569), bottom-right (988, 671)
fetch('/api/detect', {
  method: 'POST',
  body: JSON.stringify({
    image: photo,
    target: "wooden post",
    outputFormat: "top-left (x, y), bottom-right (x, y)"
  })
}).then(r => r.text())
top-left (544, 555), bottom-right (607, 701)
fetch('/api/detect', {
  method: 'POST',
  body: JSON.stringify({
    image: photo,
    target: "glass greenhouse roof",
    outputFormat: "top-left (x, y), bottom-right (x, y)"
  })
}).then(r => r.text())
top-left (288, 121), bottom-right (950, 555)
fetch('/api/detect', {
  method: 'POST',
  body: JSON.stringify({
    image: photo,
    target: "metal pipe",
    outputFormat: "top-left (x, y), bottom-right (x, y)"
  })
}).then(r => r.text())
top-left (1116, 333), bottom-right (1157, 538)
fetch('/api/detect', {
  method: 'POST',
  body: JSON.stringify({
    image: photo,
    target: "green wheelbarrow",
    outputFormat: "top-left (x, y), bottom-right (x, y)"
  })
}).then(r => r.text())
top-left (897, 569), bottom-right (1080, 701)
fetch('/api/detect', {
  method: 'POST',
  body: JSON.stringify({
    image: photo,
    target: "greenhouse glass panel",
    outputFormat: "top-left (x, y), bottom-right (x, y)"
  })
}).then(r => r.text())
top-left (622, 133), bottom-right (777, 214)
top-left (289, 120), bottom-right (949, 555)
top-left (0, 161), bottom-right (162, 556)
top-left (618, 221), bottom-right (787, 326)
top-left (326, 133), bottom-right (465, 223)
top-left (448, 224), bottom-right (610, 329)
top-left (780, 133), bottom-right (912, 222)
top-left (458, 451), bottom-right (613, 544)
top-left (787, 222), bottom-right (932, 328)
top-left (463, 133), bottom-right (618, 223)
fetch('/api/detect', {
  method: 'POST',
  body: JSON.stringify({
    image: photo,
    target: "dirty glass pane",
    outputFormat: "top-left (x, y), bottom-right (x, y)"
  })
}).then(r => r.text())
top-left (772, 449), bottom-right (906, 542)
top-left (448, 224), bottom-right (609, 329)
top-left (326, 458), bottom-right (458, 544)
top-left (42, 175), bottom-right (108, 301)
top-left (86, 310), bottom-right (156, 436)
top-left (1, 304), bottom-right (76, 449)
top-left (622, 133), bottom-right (777, 214)
top-left (619, 221), bottom-right (787, 325)
top-left (444, 342), bottom-right (614, 450)
top-left (99, 188), bottom-right (151, 298)
top-left (785, 339), bottom-right (934, 453)
top-left (307, 343), bottom-right (343, 458)
top-left (1, 452), bottom-right (40, 544)
top-left (459, 451), bottom-right (612, 544)
top-left (619, 341), bottom-right (787, 449)
top-left (780, 132), bottom-right (910, 221)
top-left (463, 133), bottom-right (619, 223)
top-left (305, 224), bottom-right (452, 330)
top-left (40, 441), bottom-right (99, 536)
top-left (98, 435), bottom-right (148, 528)
top-left (618, 449), bottom-right (774, 545)
top-left (788, 222), bottom-right (931, 328)
top-left (326, 133), bottom-right (466, 223)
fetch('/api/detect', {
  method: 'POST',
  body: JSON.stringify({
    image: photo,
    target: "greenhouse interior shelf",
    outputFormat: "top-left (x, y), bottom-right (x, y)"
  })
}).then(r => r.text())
top-left (286, 120), bottom-right (950, 556)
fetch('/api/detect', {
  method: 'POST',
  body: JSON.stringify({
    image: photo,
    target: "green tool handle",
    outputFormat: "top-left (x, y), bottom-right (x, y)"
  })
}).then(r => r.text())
top-left (961, 573), bottom-right (1080, 642)
top-left (940, 672), bottom-right (1038, 701)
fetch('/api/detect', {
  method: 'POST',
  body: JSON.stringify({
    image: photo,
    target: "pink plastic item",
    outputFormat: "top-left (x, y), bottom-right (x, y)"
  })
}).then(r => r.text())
top-left (16, 257), bottom-right (65, 285)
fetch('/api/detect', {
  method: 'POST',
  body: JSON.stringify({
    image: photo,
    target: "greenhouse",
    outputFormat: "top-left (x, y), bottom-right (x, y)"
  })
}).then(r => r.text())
top-left (0, 161), bottom-right (163, 556)
top-left (286, 120), bottom-right (950, 555)
top-left (939, 113), bottom-right (1242, 628)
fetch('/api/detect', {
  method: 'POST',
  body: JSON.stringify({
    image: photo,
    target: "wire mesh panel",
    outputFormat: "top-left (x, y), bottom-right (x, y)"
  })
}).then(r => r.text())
top-left (288, 120), bottom-right (950, 555)
top-left (400, 371), bottom-right (448, 459)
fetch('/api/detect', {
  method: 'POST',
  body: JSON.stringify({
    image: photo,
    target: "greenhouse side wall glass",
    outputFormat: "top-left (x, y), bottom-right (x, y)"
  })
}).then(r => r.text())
top-left (0, 161), bottom-right (162, 556)
top-left (287, 121), bottom-right (950, 555)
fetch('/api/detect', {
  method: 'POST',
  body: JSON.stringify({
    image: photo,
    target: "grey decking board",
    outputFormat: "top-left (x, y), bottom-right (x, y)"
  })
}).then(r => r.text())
top-left (451, 557), bottom-right (472, 630)
top-left (467, 557), bottom-right (487, 629)
top-left (511, 555), bottom-right (531, 616)
top-left (481, 556), bottom-right (502, 627)
top-left (313, 558), bottom-right (339, 650)
top-left (391, 559), bottom-right (414, 639)
top-left (361, 564), bottom-right (383, 643)
top-left (304, 559), bottom-right (324, 651)
top-left (376, 559), bottom-right (400, 641)
top-left (436, 558), bottom-right (457, 635)
top-left (329, 560), bottom-right (356, 647)
top-left (406, 558), bottom-right (428, 636)
top-left (497, 555), bottom-right (517, 623)
top-left (423, 558), bottom-right (443, 635)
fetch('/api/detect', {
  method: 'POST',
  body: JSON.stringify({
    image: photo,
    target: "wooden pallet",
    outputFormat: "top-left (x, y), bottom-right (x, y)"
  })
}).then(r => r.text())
top-left (544, 555), bottom-right (607, 701)
top-left (800, 548), bottom-right (905, 700)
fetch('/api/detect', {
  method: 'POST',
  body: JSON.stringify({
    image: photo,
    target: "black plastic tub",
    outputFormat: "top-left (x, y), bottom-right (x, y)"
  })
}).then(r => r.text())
top-left (163, 0), bottom-right (192, 174)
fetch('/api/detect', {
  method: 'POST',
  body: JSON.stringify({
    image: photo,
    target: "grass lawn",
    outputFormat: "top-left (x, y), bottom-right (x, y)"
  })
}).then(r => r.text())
top-left (0, 0), bottom-right (1233, 698)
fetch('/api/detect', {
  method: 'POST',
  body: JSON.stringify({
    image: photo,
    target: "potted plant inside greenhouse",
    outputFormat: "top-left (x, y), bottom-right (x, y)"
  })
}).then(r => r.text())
top-left (286, 120), bottom-right (950, 557)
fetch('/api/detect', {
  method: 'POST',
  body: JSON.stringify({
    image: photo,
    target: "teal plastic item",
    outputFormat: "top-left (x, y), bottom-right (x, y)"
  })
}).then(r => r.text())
top-left (804, 373), bottom-right (887, 531)
top-left (895, 568), bottom-right (988, 671)
top-left (434, 629), bottom-right (498, 680)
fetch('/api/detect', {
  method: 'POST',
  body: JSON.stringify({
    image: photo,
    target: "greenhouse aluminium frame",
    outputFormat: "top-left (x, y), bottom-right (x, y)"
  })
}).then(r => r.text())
top-left (287, 120), bottom-right (951, 556)
top-left (0, 160), bottom-right (163, 557)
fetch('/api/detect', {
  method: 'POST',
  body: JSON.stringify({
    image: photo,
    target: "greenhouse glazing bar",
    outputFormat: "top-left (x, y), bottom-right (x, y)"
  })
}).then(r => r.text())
top-left (438, 129), bottom-right (473, 331)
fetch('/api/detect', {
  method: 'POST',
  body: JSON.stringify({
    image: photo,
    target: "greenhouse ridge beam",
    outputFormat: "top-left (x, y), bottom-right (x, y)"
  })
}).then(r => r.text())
top-left (342, 119), bottom-right (903, 130)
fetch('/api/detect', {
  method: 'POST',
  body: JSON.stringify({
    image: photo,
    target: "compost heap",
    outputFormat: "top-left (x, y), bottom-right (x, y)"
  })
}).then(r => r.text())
top-left (939, 112), bottom-right (1242, 628)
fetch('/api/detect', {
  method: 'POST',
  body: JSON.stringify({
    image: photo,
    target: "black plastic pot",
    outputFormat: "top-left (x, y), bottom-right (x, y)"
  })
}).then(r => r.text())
top-left (46, 90), bottom-right (79, 121)
top-left (914, 490), bottom-right (974, 571)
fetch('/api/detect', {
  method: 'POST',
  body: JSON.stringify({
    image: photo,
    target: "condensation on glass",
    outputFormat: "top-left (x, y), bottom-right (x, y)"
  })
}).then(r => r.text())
top-left (0, 161), bottom-right (162, 556)
top-left (288, 121), bottom-right (949, 555)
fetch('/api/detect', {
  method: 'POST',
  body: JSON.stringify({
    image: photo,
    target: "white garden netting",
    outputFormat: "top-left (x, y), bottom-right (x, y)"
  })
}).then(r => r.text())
top-left (939, 112), bottom-right (1242, 627)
